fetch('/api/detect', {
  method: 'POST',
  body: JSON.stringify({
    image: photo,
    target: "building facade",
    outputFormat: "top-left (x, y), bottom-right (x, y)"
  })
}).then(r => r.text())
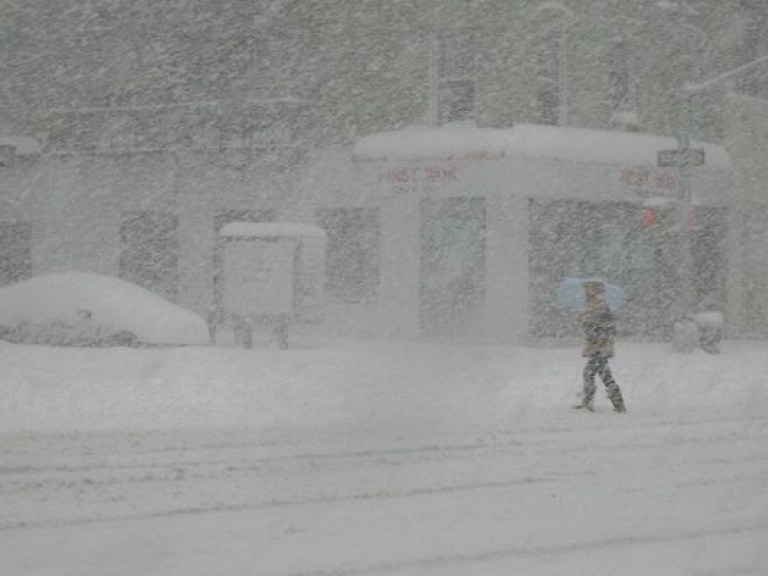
top-left (3, 1), bottom-right (765, 144)
top-left (0, 0), bottom-right (765, 340)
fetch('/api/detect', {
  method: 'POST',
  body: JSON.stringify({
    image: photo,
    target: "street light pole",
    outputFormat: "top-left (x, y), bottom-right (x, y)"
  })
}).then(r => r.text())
top-left (670, 48), bottom-right (768, 349)
top-left (668, 0), bottom-right (697, 337)
top-left (678, 50), bottom-right (768, 344)
top-left (653, 1), bottom-right (703, 339)
top-left (675, 88), bottom-right (694, 323)
top-left (676, 52), bottom-right (768, 305)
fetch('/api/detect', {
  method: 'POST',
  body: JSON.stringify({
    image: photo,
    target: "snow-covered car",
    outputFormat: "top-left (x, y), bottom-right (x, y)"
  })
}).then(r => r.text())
top-left (0, 272), bottom-right (209, 347)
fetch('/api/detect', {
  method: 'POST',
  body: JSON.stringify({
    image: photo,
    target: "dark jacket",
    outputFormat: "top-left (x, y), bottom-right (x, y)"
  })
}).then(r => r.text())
top-left (580, 307), bottom-right (617, 357)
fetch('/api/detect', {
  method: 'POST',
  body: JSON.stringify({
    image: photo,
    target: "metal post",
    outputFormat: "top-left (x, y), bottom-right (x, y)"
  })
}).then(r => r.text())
top-left (672, 0), bottom-right (696, 351)
top-left (658, 17), bottom-right (768, 347)
top-left (676, 89), bottom-right (694, 323)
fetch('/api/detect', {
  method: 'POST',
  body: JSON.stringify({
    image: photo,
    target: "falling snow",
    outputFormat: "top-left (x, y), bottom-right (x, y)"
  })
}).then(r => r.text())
top-left (1, 1), bottom-right (768, 574)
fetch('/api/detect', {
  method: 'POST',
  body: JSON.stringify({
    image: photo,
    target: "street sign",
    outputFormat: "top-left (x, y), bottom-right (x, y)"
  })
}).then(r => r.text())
top-left (657, 148), bottom-right (706, 168)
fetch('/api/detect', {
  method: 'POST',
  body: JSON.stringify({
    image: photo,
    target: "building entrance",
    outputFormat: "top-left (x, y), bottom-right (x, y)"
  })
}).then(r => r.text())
top-left (419, 197), bottom-right (486, 337)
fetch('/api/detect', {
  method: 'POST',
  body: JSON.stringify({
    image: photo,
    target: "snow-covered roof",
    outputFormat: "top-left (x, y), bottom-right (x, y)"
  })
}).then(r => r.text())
top-left (220, 222), bottom-right (327, 240)
top-left (0, 136), bottom-right (43, 155)
top-left (352, 123), bottom-right (731, 169)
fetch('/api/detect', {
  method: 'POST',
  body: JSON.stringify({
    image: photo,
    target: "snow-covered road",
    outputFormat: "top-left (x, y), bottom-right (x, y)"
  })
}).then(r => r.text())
top-left (2, 415), bottom-right (767, 575)
top-left (1, 339), bottom-right (768, 575)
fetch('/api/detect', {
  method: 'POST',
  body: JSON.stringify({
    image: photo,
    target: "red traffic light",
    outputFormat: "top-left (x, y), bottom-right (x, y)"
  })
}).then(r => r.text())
top-left (642, 206), bottom-right (657, 228)
top-left (642, 204), bottom-right (698, 230)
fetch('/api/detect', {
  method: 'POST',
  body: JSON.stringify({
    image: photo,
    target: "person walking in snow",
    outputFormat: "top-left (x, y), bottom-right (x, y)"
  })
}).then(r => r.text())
top-left (573, 281), bottom-right (626, 413)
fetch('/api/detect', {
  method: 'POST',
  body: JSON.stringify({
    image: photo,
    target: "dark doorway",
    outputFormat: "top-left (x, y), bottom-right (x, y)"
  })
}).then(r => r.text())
top-left (119, 211), bottom-right (179, 301)
top-left (316, 208), bottom-right (380, 302)
top-left (0, 221), bottom-right (32, 287)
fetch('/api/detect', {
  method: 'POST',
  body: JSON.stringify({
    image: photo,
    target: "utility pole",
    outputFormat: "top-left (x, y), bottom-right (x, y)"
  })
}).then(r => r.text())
top-left (653, 0), bottom-right (707, 350)
top-left (675, 87), bottom-right (694, 325)
top-left (670, 0), bottom-right (697, 338)
top-left (666, 41), bottom-right (768, 349)
top-left (675, 53), bottom-right (768, 314)
top-left (665, 88), bottom-right (714, 354)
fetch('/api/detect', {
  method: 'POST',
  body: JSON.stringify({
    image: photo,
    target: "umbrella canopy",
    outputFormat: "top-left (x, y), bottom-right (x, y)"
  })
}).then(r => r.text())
top-left (557, 277), bottom-right (627, 312)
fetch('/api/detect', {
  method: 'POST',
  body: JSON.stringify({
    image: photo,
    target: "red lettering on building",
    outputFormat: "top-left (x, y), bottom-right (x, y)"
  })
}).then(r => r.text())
top-left (653, 172), bottom-right (676, 190)
top-left (378, 165), bottom-right (459, 185)
top-left (424, 165), bottom-right (458, 182)
top-left (620, 166), bottom-right (650, 187)
top-left (620, 166), bottom-right (677, 190)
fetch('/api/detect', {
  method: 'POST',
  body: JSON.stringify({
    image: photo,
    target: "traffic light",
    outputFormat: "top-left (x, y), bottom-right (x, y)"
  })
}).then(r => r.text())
top-left (641, 198), bottom-right (698, 233)
top-left (642, 206), bottom-right (658, 228)
top-left (641, 197), bottom-right (677, 232)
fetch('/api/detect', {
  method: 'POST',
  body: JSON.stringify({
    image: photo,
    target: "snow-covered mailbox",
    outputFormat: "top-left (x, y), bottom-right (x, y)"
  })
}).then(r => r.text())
top-left (214, 222), bottom-right (326, 348)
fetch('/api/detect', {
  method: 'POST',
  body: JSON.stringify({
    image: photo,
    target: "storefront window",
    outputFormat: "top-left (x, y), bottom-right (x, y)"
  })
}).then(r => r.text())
top-left (316, 208), bottom-right (380, 301)
top-left (420, 197), bottom-right (485, 336)
top-left (119, 211), bottom-right (179, 301)
top-left (529, 199), bottom-right (650, 337)
top-left (528, 199), bottom-right (728, 338)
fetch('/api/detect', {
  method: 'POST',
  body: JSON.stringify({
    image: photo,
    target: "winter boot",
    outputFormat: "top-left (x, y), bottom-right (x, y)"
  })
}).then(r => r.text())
top-left (576, 369), bottom-right (598, 412)
top-left (573, 386), bottom-right (596, 412)
top-left (606, 385), bottom-right (626, 413)
top-left (572, 399), bottom-right (595, 412)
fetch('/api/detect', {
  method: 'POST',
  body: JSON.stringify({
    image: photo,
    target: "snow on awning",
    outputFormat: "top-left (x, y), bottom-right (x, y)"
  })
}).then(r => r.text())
top-left (219, 222), bottom-right (327, 240)
top-left (352, 123), bottom-right (731, 169)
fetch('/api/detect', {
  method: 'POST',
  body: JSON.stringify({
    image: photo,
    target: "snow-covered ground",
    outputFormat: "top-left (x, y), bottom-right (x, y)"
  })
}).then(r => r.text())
top-left (1, 337), bottom-right (767, 575)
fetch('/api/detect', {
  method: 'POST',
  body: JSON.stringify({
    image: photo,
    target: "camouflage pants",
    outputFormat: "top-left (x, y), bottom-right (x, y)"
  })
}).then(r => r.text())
top-left (583, 354), bottom-right (625, 410)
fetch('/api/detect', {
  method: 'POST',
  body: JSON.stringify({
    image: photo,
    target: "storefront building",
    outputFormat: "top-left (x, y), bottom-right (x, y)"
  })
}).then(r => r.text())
top-left (302, 124), bottom-right (732, 342)
top-left (0, 141), bottom-right (303, 323)
top-left (0, 122), bottom-right (736, 344)
top-left (0, 0), bottom-right (758, 342)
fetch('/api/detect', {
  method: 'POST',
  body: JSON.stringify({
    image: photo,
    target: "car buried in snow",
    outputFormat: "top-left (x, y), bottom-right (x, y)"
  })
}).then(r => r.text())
top-left (0, 272), bottom-right (209, 347)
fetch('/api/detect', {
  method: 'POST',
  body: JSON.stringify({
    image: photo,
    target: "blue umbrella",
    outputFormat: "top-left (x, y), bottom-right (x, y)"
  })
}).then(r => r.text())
top-left (557, 277), bottom-right (627, 312)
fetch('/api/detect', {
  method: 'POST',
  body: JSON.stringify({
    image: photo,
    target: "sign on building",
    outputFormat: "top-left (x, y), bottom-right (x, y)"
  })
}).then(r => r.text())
top-left (657, 148), bottom-right (706, 168)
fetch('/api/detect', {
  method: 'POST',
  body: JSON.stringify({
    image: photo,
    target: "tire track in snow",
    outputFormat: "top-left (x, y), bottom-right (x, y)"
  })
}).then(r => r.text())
top-left (0, 440), bottom-right (492, 476)
top-left (3, 411), bottom-right (766, 472)
top-left (0, 473), bottom-right (555, 533)
top-left (2, 427), bottom-right (765, 505)
top-left (3, 416), bottom-right (765, 480)
top-left (2, 416), bottom-right (765, 536)
top-left (2, 447), bottom-right (766, 534)
top-left (271, 520), bottom-right (768, 576)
